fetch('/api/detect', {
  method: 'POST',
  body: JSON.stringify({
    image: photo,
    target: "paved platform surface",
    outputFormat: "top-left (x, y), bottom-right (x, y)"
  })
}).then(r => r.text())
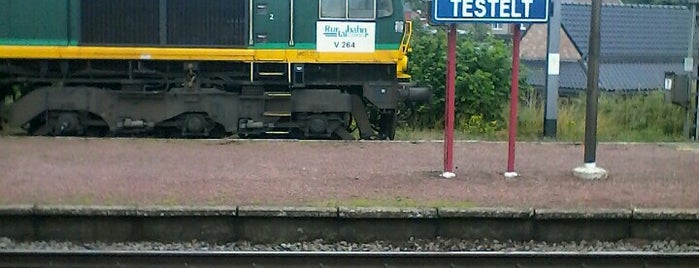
top-left (0, 137), bottom-right (697, 209)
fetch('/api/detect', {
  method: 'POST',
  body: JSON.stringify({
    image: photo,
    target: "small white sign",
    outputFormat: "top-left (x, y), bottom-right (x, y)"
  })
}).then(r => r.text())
top-left (684, 57), bottom-right (694, 72)
top-left (317, 21), bottom-right (376, 53)
top-left (547, 53), bottom-right (560, 75)
top-left (664, 77), bottom-right (673, 91)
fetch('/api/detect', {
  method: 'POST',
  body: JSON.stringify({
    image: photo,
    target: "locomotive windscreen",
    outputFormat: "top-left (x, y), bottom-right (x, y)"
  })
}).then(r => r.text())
top-left (80, 0), bottom-right (249, 47)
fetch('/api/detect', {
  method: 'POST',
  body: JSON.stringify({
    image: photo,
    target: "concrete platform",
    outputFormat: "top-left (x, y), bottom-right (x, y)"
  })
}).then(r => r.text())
top-left (1, 137), bottom-right (698, 209)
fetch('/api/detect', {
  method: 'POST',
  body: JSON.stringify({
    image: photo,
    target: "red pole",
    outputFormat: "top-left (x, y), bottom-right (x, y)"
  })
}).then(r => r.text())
top-left (506, 24), bottom-right (521, 178)
top-left (443, 24), bottom-right (457, 178)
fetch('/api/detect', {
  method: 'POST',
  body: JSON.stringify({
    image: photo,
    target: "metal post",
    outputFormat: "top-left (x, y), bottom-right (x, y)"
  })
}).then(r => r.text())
top-left (544, 0), bottom-right (562, 138)
top-left (686, 4), bottom-right (696, 140)
top-left (584, 0), bottom-right (601, 165)
top-left (695, 79), bottom-right (698, 141)
top-left (505, 24), bottom-right (522, 179)
top-left (573, 0), bottom-right (607, 180)
top-left (695, 75), bottom-right (698, 141)
top-left (442, 24), bottom-right (457, 179)
top-left (690, 4), bottom-right (699, 142)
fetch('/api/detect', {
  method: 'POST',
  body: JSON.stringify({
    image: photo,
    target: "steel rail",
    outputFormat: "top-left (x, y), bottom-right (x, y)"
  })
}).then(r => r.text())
top-left (2, 250), bottom-right (699, 268)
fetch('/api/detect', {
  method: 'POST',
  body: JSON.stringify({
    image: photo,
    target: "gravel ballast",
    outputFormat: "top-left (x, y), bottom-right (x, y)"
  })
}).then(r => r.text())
top-left (2, 237), bottom-right (699, 252)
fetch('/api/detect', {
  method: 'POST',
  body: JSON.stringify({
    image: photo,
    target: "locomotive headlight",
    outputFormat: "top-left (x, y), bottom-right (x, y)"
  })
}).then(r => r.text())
top-left (395, 21), bottom-right (404, 33)
top-left (398, 56), bottom-right (409, 72)
top-left (397, 56), bottom-right (411, 80)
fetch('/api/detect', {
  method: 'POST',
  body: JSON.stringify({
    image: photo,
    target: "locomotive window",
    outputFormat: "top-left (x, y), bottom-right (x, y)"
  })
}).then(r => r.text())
top-left (320, 0), bottom-right (346, 19)
top-left (348, 0), bottom-right (375, 19)
top-left (377, 0), bottom-right (393, 18)
top-left (320, 0), bottom-right (377, 20)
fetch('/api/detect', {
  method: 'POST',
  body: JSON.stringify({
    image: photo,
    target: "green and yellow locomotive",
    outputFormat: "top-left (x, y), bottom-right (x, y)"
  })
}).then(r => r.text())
top-left (0, 0), bottom-right (428, 139)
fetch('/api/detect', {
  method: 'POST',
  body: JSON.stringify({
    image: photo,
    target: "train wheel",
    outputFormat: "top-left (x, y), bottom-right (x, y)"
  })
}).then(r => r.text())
top-left (27, 120), bottom-right (50, 136)
top-left (209, 124), bottom-right (227, 139)
top-left (53, 112), bottom-right (82, 136)
top-left (85, 126), bottom-right (108, 137)
top-left (25, 111), bottom-right (107, 137)
top-left (378, 111), bottom-right (397, 140)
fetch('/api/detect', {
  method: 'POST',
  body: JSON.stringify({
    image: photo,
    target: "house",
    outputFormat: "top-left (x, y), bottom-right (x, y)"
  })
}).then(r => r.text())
top-left (403, 2), bottom-right (421, 21)
top-left (491, 0), bottom-right (623, 39)
top-left (520, 3), bottom-right (693, 95)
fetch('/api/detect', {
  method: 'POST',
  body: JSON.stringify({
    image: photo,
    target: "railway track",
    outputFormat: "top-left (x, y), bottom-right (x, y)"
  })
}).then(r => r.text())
top-left (1, 251), bottom-right (699, 268)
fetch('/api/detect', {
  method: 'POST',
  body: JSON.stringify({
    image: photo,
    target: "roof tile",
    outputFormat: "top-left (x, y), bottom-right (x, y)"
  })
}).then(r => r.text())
top-left (561, 3), bottom-right (692, 60)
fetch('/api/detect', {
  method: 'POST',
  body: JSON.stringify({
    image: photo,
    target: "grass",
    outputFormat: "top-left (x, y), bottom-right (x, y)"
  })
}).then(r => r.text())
top-left (398, 91), bottom-right (689, 142)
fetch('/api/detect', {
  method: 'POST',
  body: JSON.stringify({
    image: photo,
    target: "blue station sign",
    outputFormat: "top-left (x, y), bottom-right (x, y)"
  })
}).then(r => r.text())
top-left (431, 0), bottom-right (550, 24)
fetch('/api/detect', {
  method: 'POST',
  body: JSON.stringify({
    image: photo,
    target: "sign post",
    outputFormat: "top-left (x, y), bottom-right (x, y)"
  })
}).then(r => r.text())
top-left (504, 24), bottom-right (522, 179)
top-left (431, 0), bottom-right (550, 179)
top-left (443, 23), bottom-right (457, 179)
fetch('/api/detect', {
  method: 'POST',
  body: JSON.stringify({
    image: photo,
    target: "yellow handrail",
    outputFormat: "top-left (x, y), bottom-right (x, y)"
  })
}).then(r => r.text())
top-left (397, 20), bottom-right (413, 80)
top-left (399, 20), bottom-right (413, 55)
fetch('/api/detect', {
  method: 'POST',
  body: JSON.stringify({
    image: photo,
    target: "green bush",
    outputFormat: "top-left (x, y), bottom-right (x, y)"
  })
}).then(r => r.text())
top-left (404, 24), bottom-right (531, 132)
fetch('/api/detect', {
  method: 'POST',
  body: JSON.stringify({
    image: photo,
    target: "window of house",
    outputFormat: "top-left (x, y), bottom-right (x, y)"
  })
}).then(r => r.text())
top-left (491, 23), bottom-right (505, 30)
top-left (321, 0), bottom-right (388, 20)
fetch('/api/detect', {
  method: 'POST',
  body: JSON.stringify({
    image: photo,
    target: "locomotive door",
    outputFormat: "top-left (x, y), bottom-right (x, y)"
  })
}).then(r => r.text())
top-left (252, 0), bottom-right (291, 47)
